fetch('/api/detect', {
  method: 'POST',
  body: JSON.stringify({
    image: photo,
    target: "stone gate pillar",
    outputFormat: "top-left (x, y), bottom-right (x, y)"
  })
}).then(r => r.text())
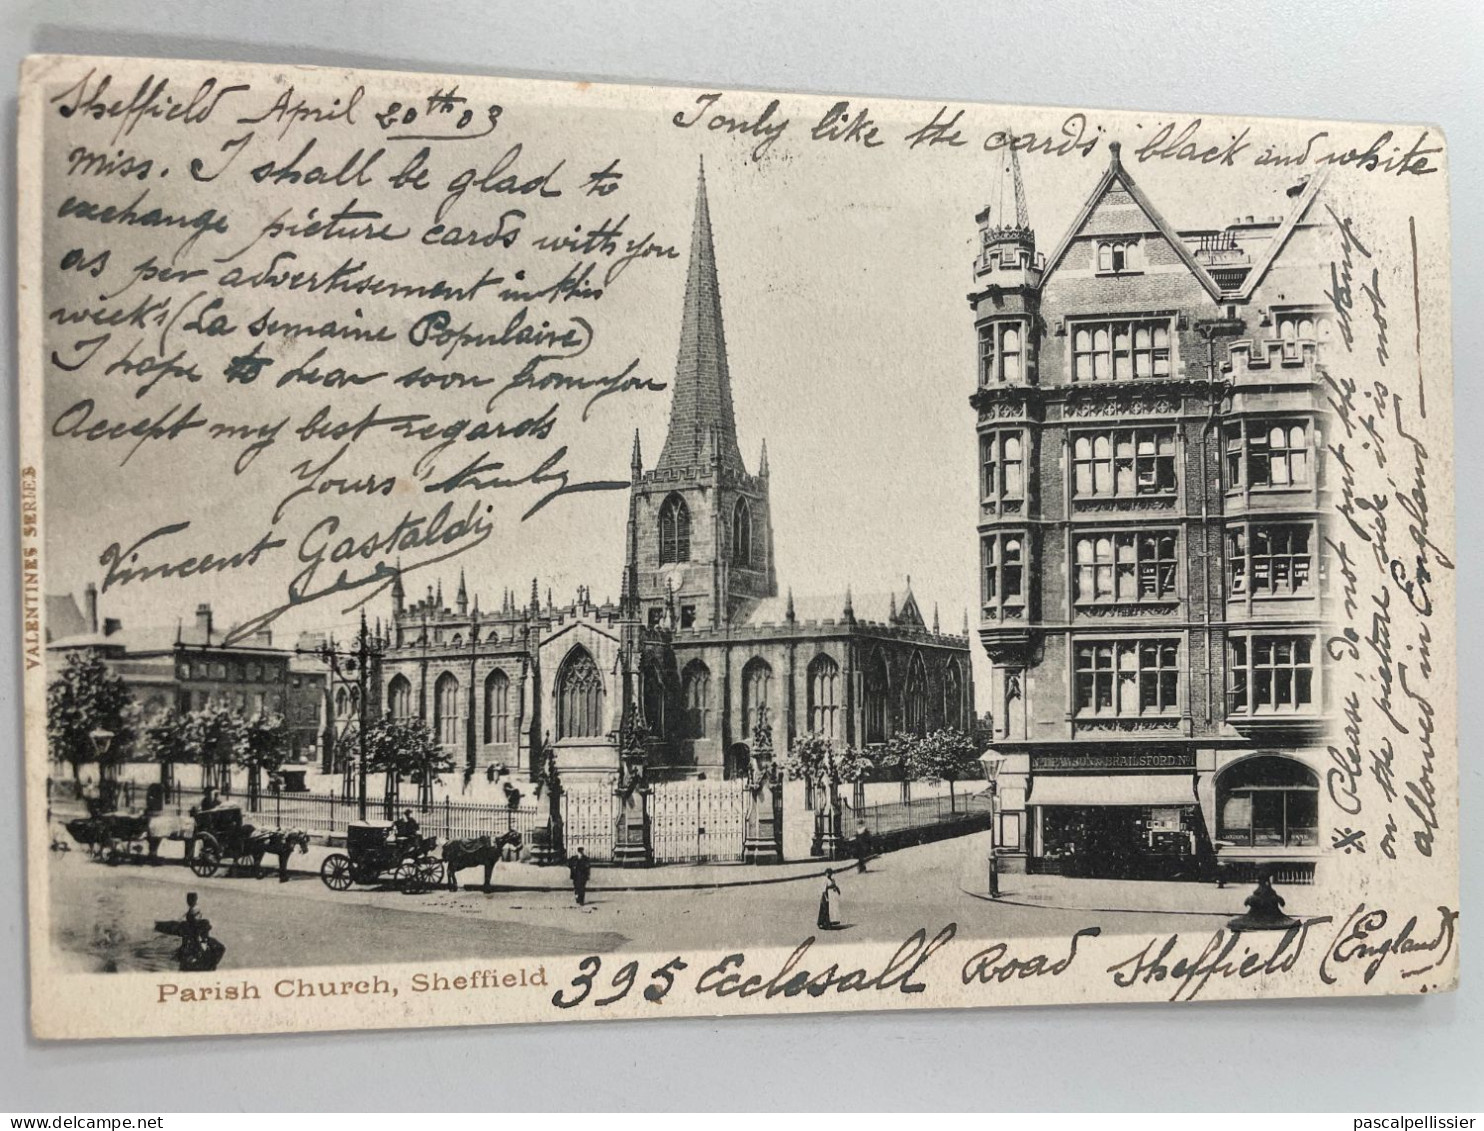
top-left (743, 782), bottom-right (781, 864)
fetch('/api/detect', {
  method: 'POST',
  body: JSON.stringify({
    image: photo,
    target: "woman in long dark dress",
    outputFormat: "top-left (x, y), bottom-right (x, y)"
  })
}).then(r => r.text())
top-left (817, 869), bottom-right (842, 930)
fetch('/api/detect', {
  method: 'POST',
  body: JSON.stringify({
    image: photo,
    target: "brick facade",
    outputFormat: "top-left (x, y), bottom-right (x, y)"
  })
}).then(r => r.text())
top-left (973, 144), bottom-right (1336, 880)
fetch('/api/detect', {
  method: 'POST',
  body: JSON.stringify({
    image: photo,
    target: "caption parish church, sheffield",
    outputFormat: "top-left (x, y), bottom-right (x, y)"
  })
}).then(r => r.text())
top-left (377, 165), bottom-right (973, 784)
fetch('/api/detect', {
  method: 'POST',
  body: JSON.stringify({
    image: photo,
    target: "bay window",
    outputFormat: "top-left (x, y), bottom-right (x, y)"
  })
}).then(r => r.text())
top-left (1228, 524), bottom-right (1314, 597)
top-left (979, 321), bottom-right (1027, 385)
top-left (1225, 420), bottom-right (1312, 489)
top-left (982, 532), bottom-right (1026, 614)
top-left (981, 430), bottom-right (1025, 502)
top-left (1229, 634), bottom-right (1315, 714)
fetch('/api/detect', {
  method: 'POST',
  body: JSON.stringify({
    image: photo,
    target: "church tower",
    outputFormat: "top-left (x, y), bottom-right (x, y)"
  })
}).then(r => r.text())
top-left (627, 161), bottom-right (778, 629)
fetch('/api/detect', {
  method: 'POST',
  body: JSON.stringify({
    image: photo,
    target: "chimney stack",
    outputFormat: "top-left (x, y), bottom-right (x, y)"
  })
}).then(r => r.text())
top-left (195, 603), bottom-right (213, 642)
top-left (84, 583), bottom-right (98, 634)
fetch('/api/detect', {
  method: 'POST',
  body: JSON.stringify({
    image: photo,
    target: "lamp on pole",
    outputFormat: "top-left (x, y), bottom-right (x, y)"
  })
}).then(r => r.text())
top-left (979, 751), bottom-right (1005, 898)
top-left (304, 614), bottom-right (381, 821)
top-left (91, 727), bottom-right (117, 811)
top-left (90, 726), bottom-right (116, 767)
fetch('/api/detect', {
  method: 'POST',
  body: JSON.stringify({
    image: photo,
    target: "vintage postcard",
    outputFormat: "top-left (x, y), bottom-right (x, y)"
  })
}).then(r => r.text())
top-left (16, 54), bottom-right (1458, 1039)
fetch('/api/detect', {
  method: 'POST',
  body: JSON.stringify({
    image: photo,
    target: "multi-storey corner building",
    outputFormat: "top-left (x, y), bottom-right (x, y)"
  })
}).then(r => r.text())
top-left (972, 143), bottom-right (1335, 881)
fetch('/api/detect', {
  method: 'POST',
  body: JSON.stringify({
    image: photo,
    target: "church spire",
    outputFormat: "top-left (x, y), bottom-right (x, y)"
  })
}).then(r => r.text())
top-left (656, 159), bottom-right (746, 477)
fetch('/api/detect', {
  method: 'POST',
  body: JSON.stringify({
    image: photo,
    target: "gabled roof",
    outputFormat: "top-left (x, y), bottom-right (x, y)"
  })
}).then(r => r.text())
top-left (1226, 169), bottom-right (1331, 301)
top-left (45, 594), bottom-right (88, 642)
top-left (1038, 142), bottom-right (1224, 303)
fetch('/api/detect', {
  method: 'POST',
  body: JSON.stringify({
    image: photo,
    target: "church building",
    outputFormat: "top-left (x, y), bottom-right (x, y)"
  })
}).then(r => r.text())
top-left (378, 165), bottom-right (973, 784)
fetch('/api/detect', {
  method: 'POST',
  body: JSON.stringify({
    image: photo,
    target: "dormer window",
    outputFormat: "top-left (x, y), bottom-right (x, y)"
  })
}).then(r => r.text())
top-left (1097, 240), bottom-right (1140, 274)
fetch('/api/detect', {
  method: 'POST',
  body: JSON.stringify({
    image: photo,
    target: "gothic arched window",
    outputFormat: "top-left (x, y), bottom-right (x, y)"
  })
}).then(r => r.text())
top-left (904, 652), bottom-right (928, 736)
top-left (943, 658), bottom-right (964, 731)
top-left (484, 669), bottom-right (510, 744)
top-left (742, 658), bottom-right (772, 738)
top-left (433, 672), bottom-right (460, 747)
top-left (556, 647), bottom-right (604, 739)
top-left (864, 649), bottom-right (889, 744)
top-left (732, 498), bottom-right (753, 568)
top-left (659, 494), bottom-right (691, 564)
top-left (808, 654), bottom-right (841, 740)
top-left (387, 675), bottom-right (412, 720)
top-left (682, 660), bottom-right (711, 738)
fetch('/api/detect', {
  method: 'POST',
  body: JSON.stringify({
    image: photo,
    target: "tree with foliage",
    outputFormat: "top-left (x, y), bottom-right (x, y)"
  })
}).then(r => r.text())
top-left (46, 652), bottom-right (136, 782)
top-left (784, 734), bottom-right (874, 791)
top-left (786, 735), bottom-right (873, 854)
top-left (240, 711), bottom-right (290, 804)
top-left (901, 727), bottom-right (983, 811)
top-left (142, 707), bottom-right (194, 788)
top-left (875, 731), bottom-right (918, 797)
top-left (187, 706), bottom-right (245, 794)
top-left (362, 715), bottom-right (452, 809)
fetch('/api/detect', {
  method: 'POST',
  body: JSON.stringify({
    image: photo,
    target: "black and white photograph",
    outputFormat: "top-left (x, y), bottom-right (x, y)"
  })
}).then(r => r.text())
top-left (2, 3), bottom-right (1476, 1113)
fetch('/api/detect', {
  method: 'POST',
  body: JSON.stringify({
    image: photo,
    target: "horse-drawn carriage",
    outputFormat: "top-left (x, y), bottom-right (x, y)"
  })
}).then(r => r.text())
top-left (185, 804), bottom-right (261, 877)
top-left (64, 807), bottom-right (157, 864)
top-left (319, 820), bottom-right (444, 893)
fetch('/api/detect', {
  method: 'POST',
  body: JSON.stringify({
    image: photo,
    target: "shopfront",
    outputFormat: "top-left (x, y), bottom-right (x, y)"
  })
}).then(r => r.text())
top-left (1026, 755), bottom-right (1208, 880)
top-left (1214, 755), bottom-right (1319, 849)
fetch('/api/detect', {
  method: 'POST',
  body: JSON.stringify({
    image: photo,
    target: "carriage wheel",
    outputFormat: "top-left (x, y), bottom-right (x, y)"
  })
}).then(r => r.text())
top-left (236, 852), bottom-right (259, 878)
top-left (419, 859), bottom-right (445, 890)
top-left (395, 861), bottom-right (423, 894)
top-left (320, 853), bottom-right (353, 891)
top-left (190, 836), bottom-right (221, 878)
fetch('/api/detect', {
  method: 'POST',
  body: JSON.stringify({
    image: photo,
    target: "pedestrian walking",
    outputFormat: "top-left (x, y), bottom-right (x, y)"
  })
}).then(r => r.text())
top-left (568, 846), bottom-right (592, 906)
top-left (817, 869), bottom-right (842, 930)
top-left (853, 819), bottom-right (874, 873)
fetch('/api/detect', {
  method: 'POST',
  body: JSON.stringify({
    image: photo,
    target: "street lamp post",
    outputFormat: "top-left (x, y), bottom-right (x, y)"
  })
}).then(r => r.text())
top-left (979, 751), bottom-right (1005, 899)
top-left (91, 728), bottom-right (116, 810)
top-left (304, 613), bottom-right (381, 822)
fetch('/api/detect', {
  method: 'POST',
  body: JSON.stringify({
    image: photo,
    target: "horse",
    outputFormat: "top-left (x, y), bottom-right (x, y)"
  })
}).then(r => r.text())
top-left (442, 829), bottom-right (523, 892)
top-left (240, 829), bottom-right (311, 881)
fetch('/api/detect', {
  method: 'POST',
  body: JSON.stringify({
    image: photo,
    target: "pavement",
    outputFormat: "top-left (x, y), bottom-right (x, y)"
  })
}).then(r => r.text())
top-left (49, 818), bottom-right (836, 892)
top-left (51, 809), bottom-right (1316, 917)
top-left (977, 872), bottom-right (1326, 916)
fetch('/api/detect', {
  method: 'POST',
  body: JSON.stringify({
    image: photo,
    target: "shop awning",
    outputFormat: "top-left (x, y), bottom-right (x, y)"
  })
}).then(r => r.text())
top-left (1029, 774), bottom-right (1196, 807)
